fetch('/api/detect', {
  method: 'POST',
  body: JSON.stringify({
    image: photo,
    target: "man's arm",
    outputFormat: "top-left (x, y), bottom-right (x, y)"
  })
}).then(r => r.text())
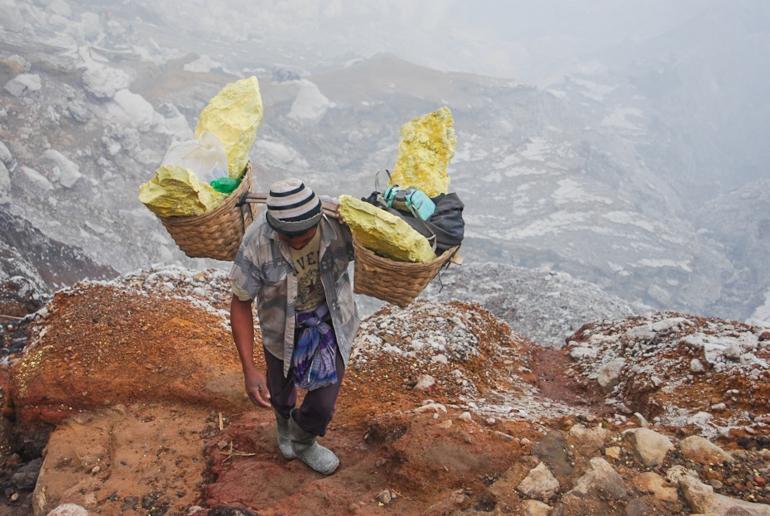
top-left (230, 295), bottom-right (271, 408)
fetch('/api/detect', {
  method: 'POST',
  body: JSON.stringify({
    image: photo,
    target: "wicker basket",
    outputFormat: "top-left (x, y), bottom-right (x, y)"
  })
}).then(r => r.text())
top-left (158, 163), bottom-right (257, 261)
top-left (352, 238), bottom-right (458, 307)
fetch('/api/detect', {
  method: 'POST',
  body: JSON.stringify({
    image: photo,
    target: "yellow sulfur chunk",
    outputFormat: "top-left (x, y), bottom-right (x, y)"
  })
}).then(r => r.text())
top-left (138, 165), bottom-right (225, 217)
top-left (195, 76), bottom-right (263, 179)
top-left (338, 195), bottom-right (435, 263)
top-left (390, 106), bottom-right (456, 197)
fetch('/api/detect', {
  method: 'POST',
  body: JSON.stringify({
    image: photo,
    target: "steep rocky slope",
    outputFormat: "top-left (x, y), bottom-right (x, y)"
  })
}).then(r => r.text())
top-left (0, 208), bottom-right (115, 318)
top-left (1, 0), bottom-right (767, 323)
top-left (0, 269), bottom-right (768, 515)
top-left (422, 262), bottom-right (638, 346)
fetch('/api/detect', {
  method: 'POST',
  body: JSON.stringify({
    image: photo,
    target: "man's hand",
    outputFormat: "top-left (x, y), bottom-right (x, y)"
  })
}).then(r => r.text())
top-left (244, 369), bottom-right (271, 408)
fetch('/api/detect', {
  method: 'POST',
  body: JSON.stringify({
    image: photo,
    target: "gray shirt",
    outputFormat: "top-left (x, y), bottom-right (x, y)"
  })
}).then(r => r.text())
top-left (230, 212), bottom-right (360, 376)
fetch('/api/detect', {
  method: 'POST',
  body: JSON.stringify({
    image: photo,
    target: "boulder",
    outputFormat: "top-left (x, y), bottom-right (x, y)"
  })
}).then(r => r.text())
top-left (0, 54), bottom-right (30, 75)
top-left (42, 150), bottom-right (82, 188)
top-left (533, 431), bottom-right (573, 479)
top-left (46, 504), bottom-right (88, 516)
top-left (568, 424), bottom-right (609, 450)
top-left (679, 435), bottom-right (733, 465)
top-left (632, 472), bottom-right (678, 502)
top-left (11, 458), bottom-right (42, 490)
top-left (689, 358), bottom-right (705, 373)
top-left (679, 475), bottom-right (715, 513)
top-left (0, 160), bottom-right (10, 201)
top-left (516, 462), bottom-right (560, 502)
top-left (710, 494), bottom-right (770, 515)
top-left (414, 374), bottom-right (435, 390)
top-left (597, 358), bottom-right (625, 389)
top-left (624, 428), bottom-right (673, 467)
top-left (19, 166), bottom-right (54, 192)
top-left (5, 73), bottom-right (42, 97)
top-left (82, 63), bottom-right (130, 99)
top-left (569, 457), bottom-right (627, 500)
top-left (670, 469), bottom-right (770, 515)
top-left (521, 499), bottom-right (552, 516)
top-left (666, 465), bottom-right (697, 485)
top-left (0, 140), bottom-right (12, 165)
top-left (604, 446), bottom-right (621, 460)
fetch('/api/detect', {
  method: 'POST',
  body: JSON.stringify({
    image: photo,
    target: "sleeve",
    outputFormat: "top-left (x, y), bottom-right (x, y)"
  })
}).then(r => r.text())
top-left (229, 242), bottom-right (262, 302)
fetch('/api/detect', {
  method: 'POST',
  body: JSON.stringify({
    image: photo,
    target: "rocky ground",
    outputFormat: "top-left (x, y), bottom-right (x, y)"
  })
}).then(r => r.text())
top-left (0, 268), bottom-right (768, 515)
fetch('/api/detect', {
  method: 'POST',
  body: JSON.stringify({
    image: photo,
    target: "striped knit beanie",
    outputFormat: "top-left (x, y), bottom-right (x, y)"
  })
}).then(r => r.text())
top-left (266, 178), bottom-right (322, 235)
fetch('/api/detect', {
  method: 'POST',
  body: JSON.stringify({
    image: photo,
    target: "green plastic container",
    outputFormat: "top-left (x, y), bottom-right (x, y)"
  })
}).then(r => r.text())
top-left (210, 176), bottom-right (241, 194)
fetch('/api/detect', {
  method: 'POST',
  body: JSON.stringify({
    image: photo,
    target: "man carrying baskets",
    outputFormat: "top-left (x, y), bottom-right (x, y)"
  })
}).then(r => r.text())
top-left (229, 178), bottom-right (359, 475)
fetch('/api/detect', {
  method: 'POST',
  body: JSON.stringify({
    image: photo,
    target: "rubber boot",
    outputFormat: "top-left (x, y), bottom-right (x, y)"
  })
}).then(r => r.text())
top-left (274, 411), bottom-right (296, 460)
top-left (288, 411), bottom-right (339, 475)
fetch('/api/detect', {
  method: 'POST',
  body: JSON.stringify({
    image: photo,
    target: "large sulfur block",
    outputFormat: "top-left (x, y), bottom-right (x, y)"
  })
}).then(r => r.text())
top-left (138, 165), bottom-right (225, 217)
top-left (195, 76), bottom-right (263, 178)
top-left (338, 195), bottom-right (435, 263)
top-left (390, 106), bottom-right (456, 198)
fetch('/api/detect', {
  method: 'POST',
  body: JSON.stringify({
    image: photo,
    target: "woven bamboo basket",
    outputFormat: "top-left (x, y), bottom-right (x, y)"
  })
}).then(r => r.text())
top-left (352, 238), bottom-right (458, 307)
top-left (158, 162), bottom-right (257, 261)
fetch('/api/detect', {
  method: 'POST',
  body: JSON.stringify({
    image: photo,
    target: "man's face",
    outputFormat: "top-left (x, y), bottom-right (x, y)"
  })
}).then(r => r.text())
top-left (277, 225), bottom-right (318, 250)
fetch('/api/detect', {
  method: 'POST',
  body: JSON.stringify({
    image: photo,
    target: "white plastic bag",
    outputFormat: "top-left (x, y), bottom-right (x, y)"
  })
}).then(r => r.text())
top-left (161, 131), bottom-right (228, 184)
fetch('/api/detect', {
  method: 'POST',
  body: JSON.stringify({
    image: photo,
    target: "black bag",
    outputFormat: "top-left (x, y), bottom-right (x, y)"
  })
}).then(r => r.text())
top-left (363, 191), bottom-right (465, 254)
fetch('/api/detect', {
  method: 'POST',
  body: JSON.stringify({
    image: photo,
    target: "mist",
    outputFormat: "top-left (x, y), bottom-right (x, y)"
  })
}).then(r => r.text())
top-left (1, 0), bottom-right (770, 324)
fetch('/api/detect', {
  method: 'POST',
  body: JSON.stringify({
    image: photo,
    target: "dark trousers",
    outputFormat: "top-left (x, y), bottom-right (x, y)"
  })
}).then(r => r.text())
top-left (264, 342), bottom-right (345, 437)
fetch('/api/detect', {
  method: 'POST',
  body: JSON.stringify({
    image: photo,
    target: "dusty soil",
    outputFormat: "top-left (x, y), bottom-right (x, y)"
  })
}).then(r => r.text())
top-left (31, 403), bottom-right (211, 515)
top-left (7, 284), bottom-right (252, 425)
top-left (1, 273), bottom-right (769, 515)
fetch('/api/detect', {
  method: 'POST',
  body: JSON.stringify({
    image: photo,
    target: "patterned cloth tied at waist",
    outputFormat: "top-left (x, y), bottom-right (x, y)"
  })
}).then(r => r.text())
top-left (292, 303), bottom-right (338, 390)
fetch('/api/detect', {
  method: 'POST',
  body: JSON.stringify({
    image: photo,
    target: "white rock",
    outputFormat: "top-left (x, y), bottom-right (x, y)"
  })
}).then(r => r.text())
top-left (517, 462), bottom-right (560, 502)
top-left (666, 465), bottom-right (697, 485)
top-left (690, 358), bottom-right (705, 373)
top-left (0, 141), bottom-right (12, 165)
top-left (288, 79), bottom-right (332, 122)
top-left (624, 428), bottom-right (673, 466)
top-left (414, 374), bottom-right (435, 390)
top-left (5, 73), bottom-right (42, 96)
top-left (82, 63), bottom-right (131, 99)
top-left (724, 342), bottom-right (742, 360)
top-left (47, 503), bottom-right (88, 516)
top-left (414, 402), bottom-right (446, 414)
top-left (80, 12), bottom-right (102, 41)
top-left (43, 149), bottom-right (82, 188)
top-left (431, 354), bottom-right (448, 364)
top-left (458, 411), bottom-right (472, 422)
top-left (0, 161), bottom-right (9, 201)
top-left (108, 89), bottom-right (158, 131)
top-left (19, 166), bottom-right (53, 191)
top-left (183, 54), bottom-right (222, 73)
top-left (569, 346), bottom-right (597, 359)
top-left (711, 402), bottom-right (726, 411)
top-left (597, 358), bottom-right (625, 389)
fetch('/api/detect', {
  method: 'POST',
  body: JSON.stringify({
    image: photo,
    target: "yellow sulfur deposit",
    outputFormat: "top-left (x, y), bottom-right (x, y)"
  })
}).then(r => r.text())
top-left (195, 76), bottom-right (263, 178)
top-left (390, 106), bottom-right (456, 197)
top-left (338, 195), bottom-right (435, 263)
top-left (138, 165), bottom-right (225, 217)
